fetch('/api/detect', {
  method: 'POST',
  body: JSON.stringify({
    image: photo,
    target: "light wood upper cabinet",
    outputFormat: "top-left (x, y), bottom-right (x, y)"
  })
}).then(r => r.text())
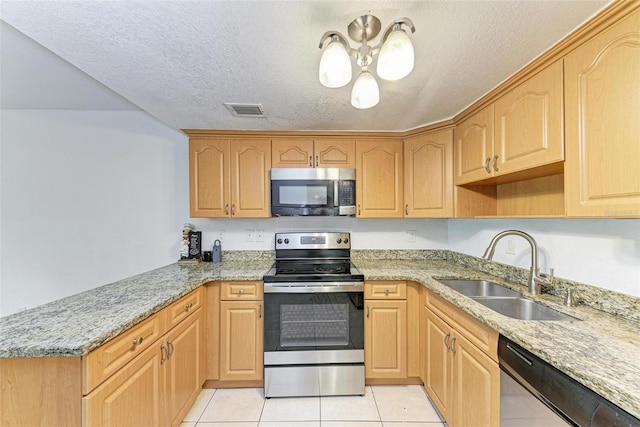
top-left (190, 137), bottom-right (230, 217)
top-left (356, 139), bottom-right (404, 217)
top-left (494, 60), bottom-right (564, 176)
top-left (404, 129), bottom-right (454, 217)
top-left (564, 7), bottom-right (640, 217)
top-left (455, 61), bottom-right (564, 186)
top-left (271, 138), bottom-right (355, 168)
top-left (454, 105), bottom-right (494, 185)
top-left (189, 137), bottom-right (271, 218)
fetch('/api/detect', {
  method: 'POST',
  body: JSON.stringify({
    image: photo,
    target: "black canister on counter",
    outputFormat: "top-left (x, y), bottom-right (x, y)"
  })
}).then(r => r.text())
top-left (188, 231), bottom-right (202, 259)
top-left (212, 239), bottom-right (222, 263)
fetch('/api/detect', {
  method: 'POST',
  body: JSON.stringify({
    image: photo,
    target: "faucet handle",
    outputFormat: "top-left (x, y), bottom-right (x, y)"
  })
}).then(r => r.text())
top-left (535, 268), bottom-right (554, 285)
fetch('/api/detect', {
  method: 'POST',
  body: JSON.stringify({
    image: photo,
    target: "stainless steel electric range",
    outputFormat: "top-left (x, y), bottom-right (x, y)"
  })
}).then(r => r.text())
top-left (262, 232), bottom-right (365, 398)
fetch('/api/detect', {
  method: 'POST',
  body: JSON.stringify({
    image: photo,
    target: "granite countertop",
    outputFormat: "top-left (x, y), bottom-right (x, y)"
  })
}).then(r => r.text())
top-left (0, 250), bottom-right (638, 419)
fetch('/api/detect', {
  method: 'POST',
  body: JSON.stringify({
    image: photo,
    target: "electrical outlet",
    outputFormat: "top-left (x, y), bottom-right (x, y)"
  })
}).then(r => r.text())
top-left (217, 231), bottom-right (225, 241)
top-left (407, 230), bottom-right (416, 243)
top-left (256, 229), bottom-right (264, 242)
top-left (506, 238), bottom-right (516, 255)
top-left (245, 229), bottom-right (254, 242)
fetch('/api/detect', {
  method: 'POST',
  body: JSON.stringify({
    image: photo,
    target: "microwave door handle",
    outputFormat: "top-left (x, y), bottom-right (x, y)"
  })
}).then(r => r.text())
top-left (334, 181), bottom-right (339, 207)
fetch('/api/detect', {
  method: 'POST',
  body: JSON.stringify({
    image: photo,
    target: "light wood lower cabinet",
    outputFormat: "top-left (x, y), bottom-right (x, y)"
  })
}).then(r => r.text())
top-left (206, 281), bottom-right (264, 386)
top-left (364, 281), bottom-right (420, 383)
top-left (219, 301), bottom-right (264, 381)
top-left (421, 289), bottom-right (499, 427)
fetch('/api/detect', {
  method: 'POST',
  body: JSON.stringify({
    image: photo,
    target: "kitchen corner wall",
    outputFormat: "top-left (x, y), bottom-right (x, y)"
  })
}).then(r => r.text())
top-left (0, 109), bottom-right (190, 317)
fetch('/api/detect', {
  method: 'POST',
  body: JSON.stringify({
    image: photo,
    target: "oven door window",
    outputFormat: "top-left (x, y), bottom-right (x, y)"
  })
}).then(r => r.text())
top-left (264, 292), bottom-right (364, 352)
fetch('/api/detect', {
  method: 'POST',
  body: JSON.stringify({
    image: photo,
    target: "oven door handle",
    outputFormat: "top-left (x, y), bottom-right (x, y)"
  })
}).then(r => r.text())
top-left (263, 283), bottom-right (364, 293)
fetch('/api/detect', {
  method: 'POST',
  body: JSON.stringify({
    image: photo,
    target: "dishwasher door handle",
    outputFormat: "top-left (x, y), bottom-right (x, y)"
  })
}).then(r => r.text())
top-left (506, 342), bottom-right (533, 366)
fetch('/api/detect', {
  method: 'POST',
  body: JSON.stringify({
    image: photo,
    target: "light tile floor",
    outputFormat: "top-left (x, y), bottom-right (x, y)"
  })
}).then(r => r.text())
top-left (181, 385), bottom-right (445, 427)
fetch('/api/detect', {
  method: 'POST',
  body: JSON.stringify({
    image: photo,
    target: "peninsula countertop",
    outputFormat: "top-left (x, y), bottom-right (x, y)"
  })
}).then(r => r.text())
top-left (0, 251), bottom-right (638, 419)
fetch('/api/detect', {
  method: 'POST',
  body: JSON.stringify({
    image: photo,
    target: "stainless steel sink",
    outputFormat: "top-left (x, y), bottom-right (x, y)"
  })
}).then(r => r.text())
top-left (436, 278), bottom-right (576, 321)
top-left (470, 297), bottom-right (576, 321)
top-left (436, 279), bottom-right (521, 297)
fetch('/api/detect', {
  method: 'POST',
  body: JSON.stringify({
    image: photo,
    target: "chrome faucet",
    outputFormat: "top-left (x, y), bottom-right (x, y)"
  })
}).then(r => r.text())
top-left (482, 230), bottom-right (554, 295)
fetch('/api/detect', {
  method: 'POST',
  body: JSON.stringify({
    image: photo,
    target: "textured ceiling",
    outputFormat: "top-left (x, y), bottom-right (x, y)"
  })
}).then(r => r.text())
top-left (0, 0), bottom-right (610, 132)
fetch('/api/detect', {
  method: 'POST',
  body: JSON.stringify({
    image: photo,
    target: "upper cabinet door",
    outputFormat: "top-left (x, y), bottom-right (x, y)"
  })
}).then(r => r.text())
top-left (314, 138), bottom-right (356, 168)
top-left (230, 138), bottom-right (271, 218)
top-left (494, 60), bottom-right (564, 176)
top-left (356, 139), bottom-right (404, 218)
top-left (565, 8), bottom-right (640, 217)
top-left (454, 105), bottom-right (494, 185)
top-left (189, 137), bottom-right (230, 218)
top-left (271, 139), bottom-right (314, 168)
top-left (404, 129), bottom-right (454, 218)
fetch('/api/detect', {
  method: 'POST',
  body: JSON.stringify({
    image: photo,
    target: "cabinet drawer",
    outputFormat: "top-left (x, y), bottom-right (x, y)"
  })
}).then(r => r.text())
top-left (220, 281), bottom-right (263, 301)
top-left (365, 281), bottom-right (407, 299)
top-left (83, 311), bottom-right (165, 395)
top-left (424, 289), bottom-right (498, 362)
top-left (167, 288), bottom-right (203, 329)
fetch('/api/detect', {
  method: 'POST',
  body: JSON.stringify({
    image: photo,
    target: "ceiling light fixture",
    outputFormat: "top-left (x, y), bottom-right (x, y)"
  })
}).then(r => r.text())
top-left (318, 15), bottom-right (415, 109)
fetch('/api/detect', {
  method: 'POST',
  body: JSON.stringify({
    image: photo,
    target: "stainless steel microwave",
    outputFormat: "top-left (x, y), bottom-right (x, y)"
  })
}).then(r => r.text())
top-left (271, 168), bottom-right (356, 216)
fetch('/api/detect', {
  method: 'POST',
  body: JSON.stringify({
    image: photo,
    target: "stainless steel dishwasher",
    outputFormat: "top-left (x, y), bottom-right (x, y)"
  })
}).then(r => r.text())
top-left (499, 335), bottom-right (640, 427)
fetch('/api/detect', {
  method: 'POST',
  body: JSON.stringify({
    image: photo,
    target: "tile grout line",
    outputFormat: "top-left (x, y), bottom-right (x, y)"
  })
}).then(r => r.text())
top-left (194, 388), bottom-right (217, 424)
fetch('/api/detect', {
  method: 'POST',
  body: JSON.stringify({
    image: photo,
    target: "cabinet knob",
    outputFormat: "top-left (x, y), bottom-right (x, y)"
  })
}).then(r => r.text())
top-left (185, 302), bottom-right (193, 311)
top-left (132, 337), bottom-right (143, 346)
top-left (384, 288), bottom-right (389, 296)
top-left (492, 155), bottom-right (499, 172)
top-left (239, 288), bottom-right (244, 295)
top-left (484, 157), bottom-right (491, 173)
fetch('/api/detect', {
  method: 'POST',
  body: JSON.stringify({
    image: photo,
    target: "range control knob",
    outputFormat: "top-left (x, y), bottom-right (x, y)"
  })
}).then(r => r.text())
top-left (344, 238), bottom-right (349, 244)
top-left (277, 238), bottom-right (282, 244)
top-left (337, 238), bottom-right (342, 244)
top-left (284, 238), bottom-right (290, 244)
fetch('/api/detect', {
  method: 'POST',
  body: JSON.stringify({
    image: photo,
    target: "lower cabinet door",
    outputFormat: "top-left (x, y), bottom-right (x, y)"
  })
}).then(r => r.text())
top-left (451, 332), bottom-right (500, 427)
top-left (423, 306), bottom-right (451, 421)
top-left (364, 300), bottom-right (407, 379)
top-left (219, 301), bottom-right (264, 381)
top-left (166, 308), bottom-right (204, 426)
top-left (83, 343), bottom-right (165, 427)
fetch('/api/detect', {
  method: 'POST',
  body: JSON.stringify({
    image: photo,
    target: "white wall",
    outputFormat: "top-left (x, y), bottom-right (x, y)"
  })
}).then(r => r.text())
top-left (0, 109), bottom-right (189, 316)
top-left (447, 219), bottom-right (640, 297)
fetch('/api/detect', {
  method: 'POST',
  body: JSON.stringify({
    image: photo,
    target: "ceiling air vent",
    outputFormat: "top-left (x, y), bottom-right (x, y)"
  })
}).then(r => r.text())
top-left (224, 103), bottom-right (267, 118)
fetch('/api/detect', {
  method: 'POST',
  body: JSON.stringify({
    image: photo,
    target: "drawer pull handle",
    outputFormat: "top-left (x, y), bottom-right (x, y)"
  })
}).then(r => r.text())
top-left (167, 340), bottom-right (175, 359)
top-left (259, 304), bottom-right (262, 319)
top-left (224, 204), bottom-right (229, 215)
top-left (358, 204), bottom-right (361, 215)
top-left (160, 344), bottom-right (168, 364)
top-left (492, 155), bottom-right (499, 172)
top-left (366, 305), bottom-right (370, 318)
top-left (444, 332), bottom-right (451, 349)
top-left (132, 337), bottom-right (143, 346)
top-left (405, 204), bottom-right (409, 215)
top-left (239, 288), bottom-right (244, 295)
top-left (384, 288), bottom-right (389, 296)
top-left (450, 336), bottom-right (457, 353)
top-left (484, 157), bottom-right (491, 173)
top-left (231, 204), bottom-right (235, 216)
top-left (315, 155), bottom-right (319, 167)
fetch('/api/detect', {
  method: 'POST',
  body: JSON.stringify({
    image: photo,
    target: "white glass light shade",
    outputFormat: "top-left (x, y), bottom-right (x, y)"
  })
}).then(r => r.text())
top-left (319, 40), bottom-right (352, 88)
top-left (377, 29), bottom-right (414, 81)
top-left (350, 70), bottom-right (379, 109)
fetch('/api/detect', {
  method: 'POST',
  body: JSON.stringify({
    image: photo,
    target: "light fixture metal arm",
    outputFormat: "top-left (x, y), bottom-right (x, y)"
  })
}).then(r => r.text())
top-left (318, 31), bottom-right (360, 59)
top-left (374, 17), bottom-right (416, 51)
